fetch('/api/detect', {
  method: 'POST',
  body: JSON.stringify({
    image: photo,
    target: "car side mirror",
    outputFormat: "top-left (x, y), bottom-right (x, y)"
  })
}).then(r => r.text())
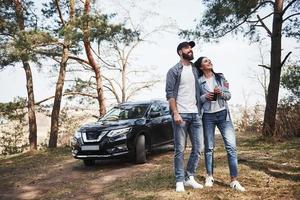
top-left (149, 111), bottom-right (161, 118)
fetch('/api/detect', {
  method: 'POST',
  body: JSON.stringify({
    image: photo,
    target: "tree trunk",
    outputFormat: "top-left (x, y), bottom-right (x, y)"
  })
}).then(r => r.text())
top-left (48, 46), bottom-right (69, 148)
top-left (262, 0), bottom-right (283, 137)
top-left (121, 61), bottom-right (126, 103)
top-left (48, 0), bottom-right (74, 148)
top-left (83, 0), bottom-right (106, 116)
top-left (23, 60), bottom-right (37, 150)
top-left (14, 0), bottom-right (37, 150)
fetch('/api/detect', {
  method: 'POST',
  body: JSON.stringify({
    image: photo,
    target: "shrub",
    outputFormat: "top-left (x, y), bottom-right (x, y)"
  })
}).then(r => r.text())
top-left (0, 98), bottom-right (28, 155)
top-left (275, 97), bottom-right (300, 138)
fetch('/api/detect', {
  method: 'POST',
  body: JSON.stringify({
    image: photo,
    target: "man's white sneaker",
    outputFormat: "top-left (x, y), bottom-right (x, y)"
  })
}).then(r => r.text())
top-left (176, 182), bottom-right (185, 192)
top-left (230, 180), bottom-right (246, 192)
top-left (205, 176), bottom-right (214, 187)
top-left (184, 176), bottom-right (203, 189)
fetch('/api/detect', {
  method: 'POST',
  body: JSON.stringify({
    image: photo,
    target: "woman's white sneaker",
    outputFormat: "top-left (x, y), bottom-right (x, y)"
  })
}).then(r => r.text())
top-left (205, 176), bottom-right (214, 187)
top-left (176, 182), bottom-right (185, 192)
top-left (230, 180), bottom-right (245, 192)
top-left (184, 176), bottom-right (203, 189)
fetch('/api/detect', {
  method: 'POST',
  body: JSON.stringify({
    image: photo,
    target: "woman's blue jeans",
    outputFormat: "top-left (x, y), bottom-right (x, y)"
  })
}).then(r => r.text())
top-left (203, 109), bottom-right (238, 177)
top-left (172, 113), bottom-right (203, 182)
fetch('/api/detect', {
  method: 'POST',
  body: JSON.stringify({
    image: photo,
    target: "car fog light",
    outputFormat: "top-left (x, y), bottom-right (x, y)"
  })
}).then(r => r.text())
top-left (116, 143), bottom-right (128, 150)
top-left (72, 149), bottom-right (79, 156)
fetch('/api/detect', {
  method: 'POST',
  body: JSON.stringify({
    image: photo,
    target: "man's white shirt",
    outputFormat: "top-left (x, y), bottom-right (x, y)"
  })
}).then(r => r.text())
top-left (176, 64), bottom-right (198, 113)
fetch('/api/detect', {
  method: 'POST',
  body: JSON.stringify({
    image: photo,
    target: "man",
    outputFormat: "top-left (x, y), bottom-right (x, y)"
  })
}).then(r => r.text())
top-left (165, 41), bottom-right (203, 192)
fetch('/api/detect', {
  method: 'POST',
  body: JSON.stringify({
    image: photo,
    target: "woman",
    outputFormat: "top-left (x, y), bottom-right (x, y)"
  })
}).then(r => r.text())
top-left (194, 56), bottom-right (245, 192)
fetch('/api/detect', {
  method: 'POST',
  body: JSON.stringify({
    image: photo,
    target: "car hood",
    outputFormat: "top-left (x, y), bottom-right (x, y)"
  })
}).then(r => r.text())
top-left (78, 118), bottom-right (146, 132)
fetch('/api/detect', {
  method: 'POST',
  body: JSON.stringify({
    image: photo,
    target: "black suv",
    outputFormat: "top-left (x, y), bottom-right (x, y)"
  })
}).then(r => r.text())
top-left (71, 100), bottom-right (173, 166)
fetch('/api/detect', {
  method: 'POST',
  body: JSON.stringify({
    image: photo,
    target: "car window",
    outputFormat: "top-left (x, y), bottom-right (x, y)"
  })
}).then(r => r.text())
top-left (149, 103), bottom-right (163, 117)
top-left (161, 103), bottom-right (170, 115)
top-left (100, 104), bottom-right (149, 121)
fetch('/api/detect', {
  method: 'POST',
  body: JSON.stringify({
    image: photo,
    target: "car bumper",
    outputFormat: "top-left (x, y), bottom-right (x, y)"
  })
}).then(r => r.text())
top-left (73, 151), bottom-right (129, 159)
top-left (72, 140), bottom-right (131, 160)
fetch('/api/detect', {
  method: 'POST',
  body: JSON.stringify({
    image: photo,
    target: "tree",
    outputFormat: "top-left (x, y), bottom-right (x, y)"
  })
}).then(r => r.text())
top-left (181, 0), bottom-right (300, 137)
top-left (0, 0), bottom-right (51, 150)
top-left (99, 23), bottom-right (162, 103)
top-left (66, 1), bottom-right (167, 105)
top-left (41, 0), bottom-right (138, 147)
top-left (47, 0), bottom-right (75, 148)
top-left (82, 0), bottom-right (106, 115)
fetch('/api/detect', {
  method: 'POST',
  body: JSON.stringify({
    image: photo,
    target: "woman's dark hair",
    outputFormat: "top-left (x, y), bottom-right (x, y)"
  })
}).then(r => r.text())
top-left (194, 56), bottom-right (221, 83)
top-left (194, 56), bottom-right (205, 77)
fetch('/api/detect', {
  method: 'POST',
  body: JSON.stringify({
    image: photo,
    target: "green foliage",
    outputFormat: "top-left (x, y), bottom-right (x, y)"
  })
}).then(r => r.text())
top-left (65, 78), bottom-right (91, 94)
top-left (180, 0), bottom-right (260, 41)
top-left (283, 0), bottom-right (300, 41)
top-left (276, 64), bottom-right (300, 137)
top-left (0, 0), bottom-right (55, 68)
top-left (281, 64), bottom-right (300, 98)
top-left (1, 30), bottom-right (55, 67)
top-left (180, 0), bottom-right (300, 42)
top-left (41, 1), bottom-right (140, 53)
top-left (0, 97), bottom-right (27, 120)
top-left (0, 97), bottom-right (28, 155)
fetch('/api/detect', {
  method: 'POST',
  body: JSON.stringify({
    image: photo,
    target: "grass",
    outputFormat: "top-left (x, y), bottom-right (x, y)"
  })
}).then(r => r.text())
top-left (101, 133), bottom-right (300, 200)
top-left (0, 133), bottom-right (299, 200)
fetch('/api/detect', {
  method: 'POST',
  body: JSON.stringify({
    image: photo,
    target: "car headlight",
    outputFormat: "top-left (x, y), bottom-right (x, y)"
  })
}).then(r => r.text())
top-left (71, 137), bottom-right (79, 146)
top-left (74, 131), bottom-right (82, 139)
top-left (107, 127), bottom-right (131, 138)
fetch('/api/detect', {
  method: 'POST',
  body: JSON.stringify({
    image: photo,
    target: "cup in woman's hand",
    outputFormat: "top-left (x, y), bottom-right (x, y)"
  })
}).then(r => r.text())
top-left (212, 92), bottom-right (217, 101)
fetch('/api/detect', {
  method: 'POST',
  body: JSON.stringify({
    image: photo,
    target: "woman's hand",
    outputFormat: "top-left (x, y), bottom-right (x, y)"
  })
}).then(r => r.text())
top-left (214, 86), bottom-right (222, 95)
top-left (205, 92), bottom-right (215, 101)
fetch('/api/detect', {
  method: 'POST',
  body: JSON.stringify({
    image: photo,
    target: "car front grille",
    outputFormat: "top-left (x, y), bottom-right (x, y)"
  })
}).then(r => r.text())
top-left (82, 131), bottom-right (108, 142)
top-left (86, 131), bottom-right (100, 140)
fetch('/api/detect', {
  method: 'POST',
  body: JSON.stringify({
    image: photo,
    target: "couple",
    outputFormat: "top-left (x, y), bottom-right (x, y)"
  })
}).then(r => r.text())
top-left (165, 41), bottom-right (245, 192)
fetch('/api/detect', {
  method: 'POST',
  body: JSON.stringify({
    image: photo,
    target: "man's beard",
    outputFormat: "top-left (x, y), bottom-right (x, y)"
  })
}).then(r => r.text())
top-left (182, 51), bottom-right (194, 60)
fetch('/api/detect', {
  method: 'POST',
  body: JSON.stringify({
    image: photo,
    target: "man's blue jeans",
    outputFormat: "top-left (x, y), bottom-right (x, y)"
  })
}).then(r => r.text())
top-left (203, 109), bottom-right (238, 177)
top-left (172, 113), bottom-right (203, 182)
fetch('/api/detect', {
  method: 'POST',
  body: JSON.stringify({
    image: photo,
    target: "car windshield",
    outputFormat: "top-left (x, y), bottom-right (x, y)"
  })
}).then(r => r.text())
top-left (99, 104), bottom-right (149, 121)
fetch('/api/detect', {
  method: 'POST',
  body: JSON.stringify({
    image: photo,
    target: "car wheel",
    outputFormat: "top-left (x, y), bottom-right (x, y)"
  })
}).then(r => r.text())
top-left (83, 159), bottom-right (95, 166)
top-left (135, 135), bottom-right (146, 164)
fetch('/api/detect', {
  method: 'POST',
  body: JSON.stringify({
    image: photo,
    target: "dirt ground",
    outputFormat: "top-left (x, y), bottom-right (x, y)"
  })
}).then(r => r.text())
top-left (0, 146), bottom-right (173, 200)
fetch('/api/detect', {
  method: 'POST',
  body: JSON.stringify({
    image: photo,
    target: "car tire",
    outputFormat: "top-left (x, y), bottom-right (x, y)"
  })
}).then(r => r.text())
top-left (83, 159), bottom-right (95, 166)
top-left (135, 135), bottom-right (146, 164)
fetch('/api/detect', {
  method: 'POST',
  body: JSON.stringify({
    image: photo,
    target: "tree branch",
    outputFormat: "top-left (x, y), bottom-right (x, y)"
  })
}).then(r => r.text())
top-left (257, 15), bottom-right (272, 36)
top-left (102, 75), bottom-right (121, 103)
top-left (281, 52), bottom-right (292, 67)
top-left (68, 55), bottom-right (91, 67)
top-left (258, 64), bottom-right (271, 70)
top-left (283, 12), bottom-right (300, 22)
top-left (35, 92), bottom-right (97, 105)
top-left (126, 80), bottom-right (160, 101)
top-left (91, 46), bottom-right (119, 70)
top-left (215, 1), bottom-right (274, 37)
top-left (282, 0), bottom-right (297, 15)
top-left (54, 0), bottom-right (65, 25)
top-left (246, 12), bottom-right (274, 23)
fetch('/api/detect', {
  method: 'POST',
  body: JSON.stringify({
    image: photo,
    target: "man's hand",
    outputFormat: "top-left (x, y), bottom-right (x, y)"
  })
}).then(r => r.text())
top-left (173, 112), bottom-right (183, 125)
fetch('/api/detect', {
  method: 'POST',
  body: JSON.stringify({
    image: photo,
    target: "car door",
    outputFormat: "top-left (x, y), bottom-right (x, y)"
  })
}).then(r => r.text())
top-left (147, 103), bottom-right (165, 146)
top-left (160, 103), bottom-right (173, 142)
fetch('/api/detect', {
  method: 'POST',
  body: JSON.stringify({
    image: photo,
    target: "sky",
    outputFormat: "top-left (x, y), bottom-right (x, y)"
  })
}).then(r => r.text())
top-left (0, 0), bottom-right (299, 108)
